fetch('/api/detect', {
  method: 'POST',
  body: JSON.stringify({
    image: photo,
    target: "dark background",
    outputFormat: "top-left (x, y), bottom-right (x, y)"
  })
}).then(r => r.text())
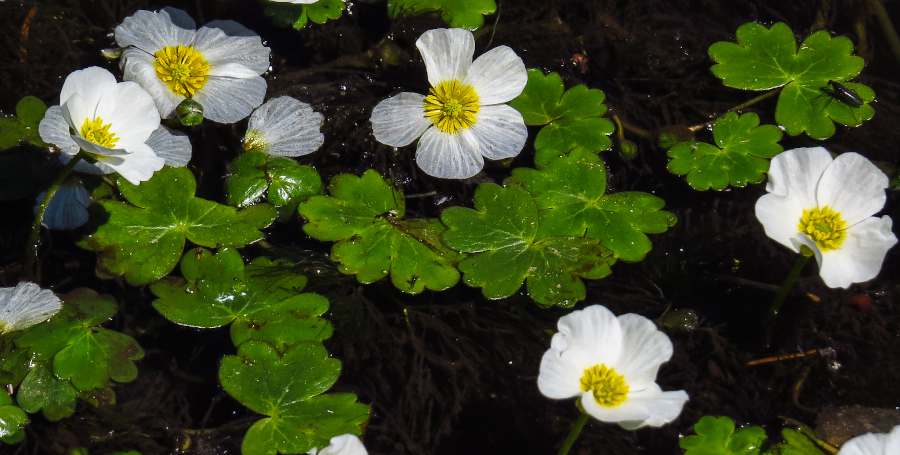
top-left (0, 0), bottom-right (898, 453)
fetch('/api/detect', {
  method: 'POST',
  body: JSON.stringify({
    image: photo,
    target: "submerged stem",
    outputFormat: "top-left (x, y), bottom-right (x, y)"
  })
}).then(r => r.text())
top-left (24, 153), bottom-right (84, 281)
top-left (687, 89), bottom-right (781, 132)
top-left (768, 251), bottom-right (812, 320)
top-left (557, 408), bottom-right (590, 455)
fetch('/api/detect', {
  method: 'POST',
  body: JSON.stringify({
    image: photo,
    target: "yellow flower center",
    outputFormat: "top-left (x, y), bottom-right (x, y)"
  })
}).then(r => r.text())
top-left (153, 45), bottom-right (210, 98)
top-left (579, 364), bottom-right (629, 408)
top-left (798, 206), bottom-right (847, 252)
top-left (79, 117), bottom-right (119, 148)
top-left (243, 129), bottom-right (268, 153)
top-left (423, 80), bottom-right (480, 134)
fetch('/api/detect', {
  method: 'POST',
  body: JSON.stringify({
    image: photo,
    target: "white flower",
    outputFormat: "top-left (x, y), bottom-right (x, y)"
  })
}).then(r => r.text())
top-left (370, 28), bottom-right (528, 179)
top-left (308, 434), bottom-right (367, 455)
top-left (37, 66), bottom-right (182, 185)
top-left (537, 305), bottom-right (688, 430)
top-left (244, 96), bottom-right (324, 156)
top-left (838, 425), bottom-right (900, 455)
top-left (34, 179), bottom-right (91, 231)
top-left (115, 7), bottom-right (270, 124)
top-left (0, 282), bottom-right (62, 333)
top-left (755, 147), bottom-right (897, 289)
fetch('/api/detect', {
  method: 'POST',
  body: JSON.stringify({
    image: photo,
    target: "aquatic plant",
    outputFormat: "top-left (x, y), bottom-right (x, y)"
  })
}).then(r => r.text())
top-left (680, 415), bottom-right (831, 455)
top-left (0, 96), bottom-right (46, 151)
top-left (0, 282), bottom-right (61, 333)
top-left (387, 0), bottom-right (497, 30)
top-left (370, 27), bottom-right (527, 179)
top-left (308, 434), bottom-right (368, 455)
top-left (265, 0), bottom-right (345, 29)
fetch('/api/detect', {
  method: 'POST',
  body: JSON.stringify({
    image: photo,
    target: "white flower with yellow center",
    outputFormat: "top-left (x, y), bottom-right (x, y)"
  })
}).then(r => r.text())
top-left (115, 7), bottom-right (270, 124)
top-left (308, 434), bottom-right (367, 455)
top-left (37, 66), bottom-right (183, 185)
top-left (370, 28), bottom-right (528, 179)
top-left (837, 425), bottom-right (900, 455)
top-left (538, 305), bottom-right (689, 429)
top-left (755, 147), bottom-right (897, 289)
top-left (0, 282), bottom-right (62, 334)
top-left (243, 96), bottom-right (325, 156)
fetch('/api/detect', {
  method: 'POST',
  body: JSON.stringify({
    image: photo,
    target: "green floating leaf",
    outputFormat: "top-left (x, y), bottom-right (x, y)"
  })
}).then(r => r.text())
top-left (226, 151), bottom-right (323, 219)
top-left (442, 183), bottom-right (615, 307)
top-left (508, 151), bottom-right (675, 262)
top-left (387, 0), bottom-right (496, 30)
top-left (298, 170), bottom-right (460, 294)
top-left (667, 112), bottom-right (783, 190)
top-left (1, 96), bottom-right (47, 150)
top-left (509, 70), bottom-right (615, 165)
top-left (265, 0), bottom-right (344, 29)
top-left (768, 429), bottom-right (826, 455)
top-left (152, 248), bottom-right (332, 351)
top-left (680, 416), bottom-right (766, 455)
top-left (709, 22), bottom-right (874, 139)
top-left (16, 364), bottom-right (77, 421)
top-left (220, 341), bottom-right (369, 455)
top-left (0, 390), bottom-right (27, 439)
top-left (78, 166), bottom-right (276, 285)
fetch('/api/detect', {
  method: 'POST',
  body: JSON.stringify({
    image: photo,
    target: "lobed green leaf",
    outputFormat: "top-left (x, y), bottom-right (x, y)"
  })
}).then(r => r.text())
top-left (265, 0), bottom-right (344, 29)
top-left (225, 151), bottom-right (323, 219)
top-left (680, 416), bottom-right (766, 455)
top-left (387, 0), bottom-right (497, 30)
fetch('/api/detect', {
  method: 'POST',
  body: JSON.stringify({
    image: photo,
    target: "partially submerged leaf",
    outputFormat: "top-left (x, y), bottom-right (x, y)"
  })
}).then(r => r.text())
top-left (667, 112), bottom-right (783, 190)
top-left (0, 390), bottom-right (27, 438)
top-left (708, 22), bottom-right (873, 139)
top-left (510, 70), bottom-right (614, 163)
top-left (298, 170), bottom-right (460, 294)
top-left (680, 415), bottom-right (766, 455)
top-left (265, 0), bottom-right (344, 29)
top-left (442, 183), bottom-right (615, 307)
top-left (225, 151), bottom-right (322, 219)
top-left (387, 0), bottom-right (497, 30)
top-left (770, 429), bottom-right (826, 455)
top-left (78, 166), bottom-right (276, 285)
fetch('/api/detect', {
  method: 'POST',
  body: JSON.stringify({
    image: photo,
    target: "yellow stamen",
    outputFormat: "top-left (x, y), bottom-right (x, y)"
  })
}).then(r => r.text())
top-left (798, 206), bottom-right (847, 252)
top-left (423, 80), bottom-right (480, 134)
top-left (153, 45), bottom-right (210, 98)
top-left (243, 129), bottom-right (268, 153)
top-left (580, 364), bottom-right (629, 408)
top-left (80, 117), bottom-right (119, 148)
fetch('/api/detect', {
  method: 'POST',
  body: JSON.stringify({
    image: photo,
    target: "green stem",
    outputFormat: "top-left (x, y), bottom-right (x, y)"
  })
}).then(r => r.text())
top-left (24, 153), bottom-right (84, 281)
top-left (768, 252), bottom-right (812, 320)
top-left (687, 89), bottom-right (781, 132)
top-left (557, 410), bottom-right (590, 455)
top-left (867, 0), bottom-right (900, 64)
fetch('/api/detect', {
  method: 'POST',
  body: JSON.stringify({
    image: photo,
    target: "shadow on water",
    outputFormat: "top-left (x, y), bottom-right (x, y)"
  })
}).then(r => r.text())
top-left (0, 0), bottom-right (898, 453)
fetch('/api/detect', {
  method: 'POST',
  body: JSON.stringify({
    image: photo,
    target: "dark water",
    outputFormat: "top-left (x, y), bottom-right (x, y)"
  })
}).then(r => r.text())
top-left (1, 0), bottom-right (899, 454)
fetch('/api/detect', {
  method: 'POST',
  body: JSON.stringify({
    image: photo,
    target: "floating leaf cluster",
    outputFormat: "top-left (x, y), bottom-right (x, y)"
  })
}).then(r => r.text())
top-left (387, 0), bottom-right (497, 30)
top-left (264, 0), bottom-right (345, 29)
top-left (0, 96), bottom-right (47, 151)
top-left (680, 416), bottom-right (826, 455)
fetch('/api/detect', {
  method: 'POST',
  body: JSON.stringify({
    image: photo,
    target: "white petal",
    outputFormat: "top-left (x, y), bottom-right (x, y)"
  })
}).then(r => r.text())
top-left (537, 346), bottom-right (585, 400)
top-left (208, 63), bottom-right (261, 79)
top-left (0, 282), bottom-right (62, 333)
top-left (885, 426), bottom-right (900, 454)
top-left (39, 106), bottom-right (79, 156)
top-left (614, 314), bottom-right (673, 389)
top-left (121, 49), bottom-right (184, 119)
top-left (817, 216), bottom-right (898, 289)
top-left (415, 128), bottom-right (483, 179)
top-left (838, 432), bottom-right (888, 455)
top-left (581, 384), bottom-right (688, 430)
top-left (101, 143), bottom-right (166, 185)
top-left (313, 434), bottom-right (368, 455)
top-left (370, 92), bottom-right (430, 147)
top-left (816, 152), bottom-right (889, 225)
top-left (71, 135), bottom-right (129, 157)
top-left (58, 153), bottom-right (111, 176)
top-left (61, 93), bottom-right (93, 134)
top-left (464, 46), bottom-right (527, 105)
top-left (248, 96), bottom-right (324, 157)
top-left (146, 126), bottom-right (192, 166)
top-left (554, 305), bottom-right (624, 366)
top-left (35, 180), bottom-right (90, 231)
top-left (114, 7), bottom-right (195, 53)
top-left (94, 81), bottom-right (160, 146)
top-left (468, 104), bottom-right (527, 160)
top-left (194, 24), bottom-right (270, 75)
top-left (416, 28), bottom-right (474, 86)
top-left (754, 192), bottom-right (806, 253)
top-left (193, 75), bottom-right (266, 123)
top-left (765, 147), bottom-right (833, 205)
top-left (60, 66), bottom-right (117, 109)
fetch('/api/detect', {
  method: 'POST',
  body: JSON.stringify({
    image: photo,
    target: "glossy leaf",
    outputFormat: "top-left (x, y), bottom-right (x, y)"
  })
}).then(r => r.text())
top-left (442, 183), bottom-right (615, 307)
top-left (16, 364), bottom-right (77, 421)
top-left (225, 151), bottom-right (322, 219)
top-left (768, 429), bottom-right (826, 455)
top-left (667, 112), bottom-right (783, 190)
top-left (151, 248), bottom-right (332, 351)
top-left (265, 0), bottom-right (344, 29)
top-left (298, 170), bottom-right (460, 294)
top-left (510, 70), bottom-right (614, 163)
top-left (680, 416), bottom-right (766, 455)
top-left (0, 96), bottom-right (46, 150)
top-left (387, 0), bottom-right (496, 30)
top-left (78, 166), bottom-right (276, 285)
top-left (709, 22), bottom-right (873, 139)
top-left (508, 151), bottom-right (675, 261)
top-left (220, 341), bottom-right (369, 455)
top-left (0, 390), bottom-right (27, 439)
